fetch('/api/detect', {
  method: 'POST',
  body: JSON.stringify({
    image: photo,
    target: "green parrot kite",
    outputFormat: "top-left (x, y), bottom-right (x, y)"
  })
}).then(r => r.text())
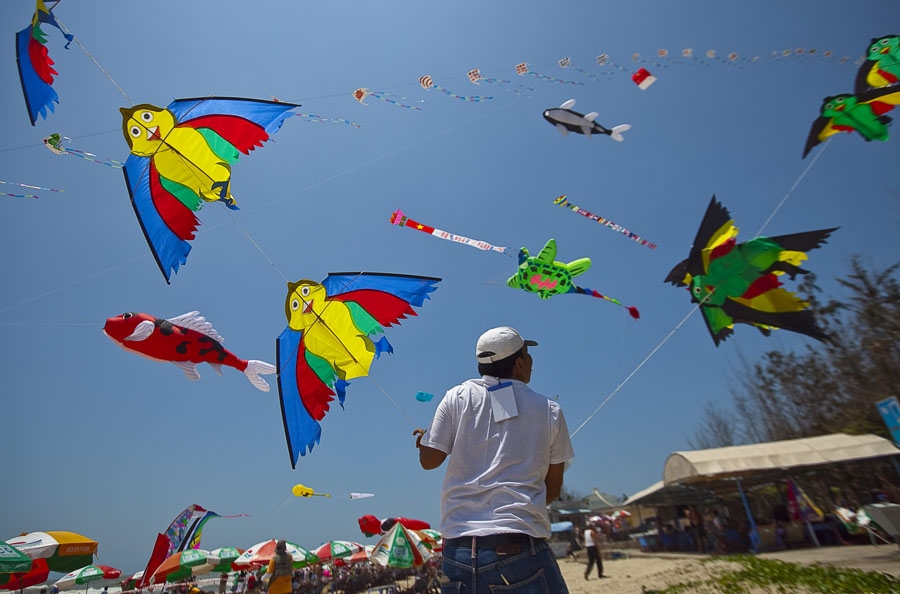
top-left (854, 35), bottom-right (900, 93)
top-left (508, 238), bottom-right (639, 317)
top-left (665, 196), bottom-right (837, 346)
top-left (803, 86), bottom-right (900, 158)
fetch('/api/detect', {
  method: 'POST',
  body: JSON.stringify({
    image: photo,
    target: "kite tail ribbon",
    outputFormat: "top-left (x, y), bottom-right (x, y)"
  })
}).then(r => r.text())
top-left (390, 209), bottom-right (509, 254)
top-left (575, 286), bottom-right (640, 319)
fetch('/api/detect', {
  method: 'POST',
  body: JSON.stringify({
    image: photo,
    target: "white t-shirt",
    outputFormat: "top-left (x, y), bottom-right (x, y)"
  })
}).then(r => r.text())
top-left (584, 528), bottom-right (597, 547)
top-left (420, 376), bottom-right (575, 539)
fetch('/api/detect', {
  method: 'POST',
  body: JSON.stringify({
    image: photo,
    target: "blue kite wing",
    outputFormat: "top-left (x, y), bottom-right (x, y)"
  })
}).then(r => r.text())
top-left (16, 25), bottom-right (58, 126)
top-left (167, 97), bottom-right (300, 137)
top-left (322, 272), bottom-right (441, 307)
top-left (277, 327), bottom-right (323, 468)
top-left (122, 154), bottom-right (196, 283)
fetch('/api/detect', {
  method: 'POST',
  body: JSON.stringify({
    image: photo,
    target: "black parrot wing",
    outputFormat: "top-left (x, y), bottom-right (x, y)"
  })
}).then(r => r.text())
top-left (665, 195), bottom-right (733, 286)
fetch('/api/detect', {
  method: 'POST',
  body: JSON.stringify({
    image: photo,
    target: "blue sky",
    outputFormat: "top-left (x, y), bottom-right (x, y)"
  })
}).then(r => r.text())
top-left (1, 0), bottom-right (899, 575)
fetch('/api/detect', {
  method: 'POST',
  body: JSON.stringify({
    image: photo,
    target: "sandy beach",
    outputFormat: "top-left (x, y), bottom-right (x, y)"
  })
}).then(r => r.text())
top-left (555, 544), bottom-right (900, 594)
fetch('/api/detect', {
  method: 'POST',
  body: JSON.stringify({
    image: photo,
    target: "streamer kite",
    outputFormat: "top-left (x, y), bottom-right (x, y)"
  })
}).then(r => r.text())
top-left (854, 35), bottom-right (900, 93)
top-left (664, 195), bottom-right (836, 345)
top-left (43, 133), bottom-right (124, 167)
top-left (120, 96), bottom-right (298, 282)
top-left (514, 62), bottom-right (582, 85)
top-left (389, 209), bottom-right (509, 253)
top-left (353, 88), bottom-right (422, 110)
top-left (508, 238), bottom-right (639, 318)
top-left (543, 99), bottom-right (630, 140)
top-left (802, 86), bottom-right (900, 158)
top-left (16, 0), bottom-right (74, 125)
top-left (418, 75), bottom-right (492, 102)
top-left (103, 311), bottom-right (277, 391)
top-left (277, 272), bottom-right (440, 467)
top-left (557, 57), bottom-right (614, 84)
top-left (467, 68), bottom-right (533, 96)
top-left (0, 180), bottom-right (63, 199)
top-left (553, 195), bottom-right (656, 249)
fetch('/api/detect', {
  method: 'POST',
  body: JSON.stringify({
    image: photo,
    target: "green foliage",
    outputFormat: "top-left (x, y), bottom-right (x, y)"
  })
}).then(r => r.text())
top-left (652, 555), bottom-right (900, 594)
top-left (692, 257), bottom-right (900, 447)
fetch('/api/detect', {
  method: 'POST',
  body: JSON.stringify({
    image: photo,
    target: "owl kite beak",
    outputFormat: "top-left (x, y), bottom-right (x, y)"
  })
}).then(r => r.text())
top-left (303, 300), bottom-right (313, 314)
top-left (147, 126), bottom-right (160, 141)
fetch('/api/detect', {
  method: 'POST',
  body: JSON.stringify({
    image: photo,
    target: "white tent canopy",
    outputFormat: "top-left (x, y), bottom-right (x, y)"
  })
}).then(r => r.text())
top-left (664, 433), bottom-right (900, 486)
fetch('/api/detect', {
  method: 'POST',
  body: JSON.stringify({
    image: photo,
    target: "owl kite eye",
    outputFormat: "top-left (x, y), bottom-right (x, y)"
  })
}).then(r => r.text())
top-left (140, 111), bottom-right (154, 123)
top-left (123, 312), bottom-right (133, 319)
top-left (301, 286), bottom-right (310, 297)
top-left (835, 97), bottom-right (845, 104)
top-left (130, 125), bottom-right (141, 138)
top-left (291, 298), bottom-right (299, 312)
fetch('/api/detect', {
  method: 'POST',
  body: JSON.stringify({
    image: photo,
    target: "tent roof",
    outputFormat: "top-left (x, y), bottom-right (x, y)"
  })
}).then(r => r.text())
top-left (664, 433), bottom-right (900, 487)
top-left (623, 480), bottom-right (723, 507)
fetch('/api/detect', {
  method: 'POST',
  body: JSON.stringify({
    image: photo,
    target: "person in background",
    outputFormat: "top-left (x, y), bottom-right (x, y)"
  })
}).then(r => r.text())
top-left (219, 572), bottom-right (228, 594)
top-left (266, 540), bottom-right (294, 594)
top-left (414, 326), bottom-right (575, 593)
top-left (583, 520), bottom-right (604, 580)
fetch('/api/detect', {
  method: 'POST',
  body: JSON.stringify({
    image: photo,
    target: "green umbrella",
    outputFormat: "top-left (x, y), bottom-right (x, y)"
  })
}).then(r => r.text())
top-left (208, 548), bottom-right (241, 573)
top-left (0, 545), bottom-right (31, 574)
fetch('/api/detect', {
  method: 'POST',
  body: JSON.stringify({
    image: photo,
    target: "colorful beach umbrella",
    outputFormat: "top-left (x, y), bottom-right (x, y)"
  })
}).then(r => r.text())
top-left (0, 545), bottom-right (32, 574)
top-left (233, 541), bottom-right (318, 569)
top-left (414, 529), bottom-right (443, 552)
top-left (345, 546), bottom-right (374, 566)
top-left (370, 524), bottom-right (430, 569)
top-left (120, 570), bottom-right (143, 592)
top-left (54, 564), bottom-right (121, 591)
top-left (311, 541), bottom-right (363, 565)
top-left (3, 532), bottom-right (98, 574)
top-left (0, 558), bottom-right (48, 592)
top-left (208, 548), bottom-right (242, 572)
top-left (150, 550), bottom-right (215, 584)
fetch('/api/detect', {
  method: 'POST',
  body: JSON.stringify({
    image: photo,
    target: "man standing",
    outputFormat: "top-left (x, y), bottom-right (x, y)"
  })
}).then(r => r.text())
top-left (583, 521), bottom-right (603, 580)
top-left (414, 326), bottom-right (575, 593)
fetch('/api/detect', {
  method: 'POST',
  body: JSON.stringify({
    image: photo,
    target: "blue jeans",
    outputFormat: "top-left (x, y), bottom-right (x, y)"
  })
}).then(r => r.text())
top-left (440, 538), bottom-right (569, 594)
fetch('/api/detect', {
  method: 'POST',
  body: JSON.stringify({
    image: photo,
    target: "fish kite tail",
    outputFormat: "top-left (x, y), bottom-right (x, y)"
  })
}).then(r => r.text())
top-left (610, 124), bottom-right (631, 142)
top-left (244, 359), bottom-right (277, 392)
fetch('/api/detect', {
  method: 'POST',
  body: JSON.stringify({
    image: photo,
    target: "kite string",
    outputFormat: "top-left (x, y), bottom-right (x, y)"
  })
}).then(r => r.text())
top-left (570, 301), bottom-right (703, 437)
top-left (368, 375), bottom-right (417, 428)
top-left (755, 139), bottom-right (829, 236)
top-left (54, 17), bottom-right (134, 105)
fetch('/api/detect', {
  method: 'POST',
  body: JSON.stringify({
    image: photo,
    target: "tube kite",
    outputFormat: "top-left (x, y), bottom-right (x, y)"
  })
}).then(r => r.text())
top-left (277, 272), bottom-right (440, 467)
top-left (103, 311), bottom-right (277, 391)
top-left (390, 209), bottom-right (509, 254)
top-left (665, 195), bottom-right (836, 345)
top-left (553, 196), bottom-right (656, 249)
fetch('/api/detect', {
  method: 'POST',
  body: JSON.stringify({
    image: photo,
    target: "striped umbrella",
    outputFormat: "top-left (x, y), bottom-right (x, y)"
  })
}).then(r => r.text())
top-left (208, 548), bottom-right (242, 572)
top-left (371, 524), bottom-right (429, 569)
top-left (414, 529), bottom-right (443, 552)
top-left (311, 541), bottom-right (363, 565)
top-left (4, 532), bottom-right (97, 574)
top-left (150, 550), bottom-right (216, 584)
top-left (233, 541), bottom-right (318, 569)
top-left (54, 564), bottom-right (121, 592)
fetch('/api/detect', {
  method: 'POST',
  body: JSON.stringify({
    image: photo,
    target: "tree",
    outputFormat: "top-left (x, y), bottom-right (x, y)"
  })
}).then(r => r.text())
top-left (691, 257), bottom-right (900, 446)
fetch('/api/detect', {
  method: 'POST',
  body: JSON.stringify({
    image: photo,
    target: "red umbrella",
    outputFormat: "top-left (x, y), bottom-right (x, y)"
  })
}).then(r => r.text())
top-left (0, 558), bottom-right (49, 591)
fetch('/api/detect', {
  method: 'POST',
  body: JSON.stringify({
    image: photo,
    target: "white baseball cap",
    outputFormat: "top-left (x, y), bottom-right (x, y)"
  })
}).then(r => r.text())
top-left (476, 326), bottom-right (538, 363)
